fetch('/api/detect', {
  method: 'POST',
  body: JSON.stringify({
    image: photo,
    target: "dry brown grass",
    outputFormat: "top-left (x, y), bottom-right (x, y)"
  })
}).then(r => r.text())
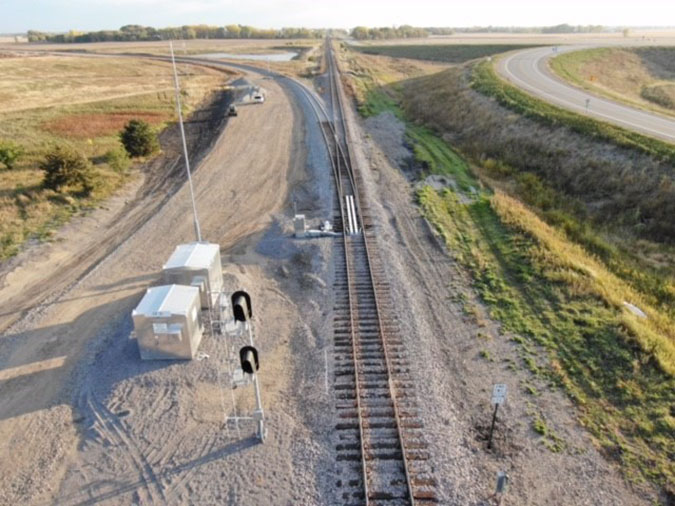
top-left (551, 47), bottom-right (675, 116)
top-left (2, 38), bottom-right (318, 55)
top-left (0, 55), bottom-right (227, 112)
top-left (41, 111), bottom-right (171, 138)
top-left (0, 53), bottom-right (230, 258)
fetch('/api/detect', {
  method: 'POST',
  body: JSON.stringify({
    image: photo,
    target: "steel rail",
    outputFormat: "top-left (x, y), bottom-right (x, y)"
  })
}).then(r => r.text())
top-left (326, 38), bottom-right (417, 505)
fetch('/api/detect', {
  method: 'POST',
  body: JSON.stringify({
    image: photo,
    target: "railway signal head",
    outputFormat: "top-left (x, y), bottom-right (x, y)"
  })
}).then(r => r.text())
top-left (231, 290), bottom-right (252, 322)
top-left (239, 345), bottom-right (259, 374)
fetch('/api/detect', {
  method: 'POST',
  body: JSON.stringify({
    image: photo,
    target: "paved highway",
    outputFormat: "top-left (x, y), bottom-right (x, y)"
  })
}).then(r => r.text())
top-left (497, 46), bottom-right (675, 143)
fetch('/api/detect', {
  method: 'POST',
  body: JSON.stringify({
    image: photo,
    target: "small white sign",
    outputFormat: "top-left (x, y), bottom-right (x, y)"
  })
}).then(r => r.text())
top-left (492, 384), bottom-right (507, 405)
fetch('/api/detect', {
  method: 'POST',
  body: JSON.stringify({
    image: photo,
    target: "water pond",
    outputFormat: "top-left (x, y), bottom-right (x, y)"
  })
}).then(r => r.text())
top-left (196, 52), bottom-right (298, 61)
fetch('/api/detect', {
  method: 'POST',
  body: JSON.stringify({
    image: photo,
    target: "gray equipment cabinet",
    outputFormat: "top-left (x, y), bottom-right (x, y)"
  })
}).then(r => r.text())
top-left (162, 242), bottom-right (223, 309)
top-left (132, 285), bottom-right (204, 360)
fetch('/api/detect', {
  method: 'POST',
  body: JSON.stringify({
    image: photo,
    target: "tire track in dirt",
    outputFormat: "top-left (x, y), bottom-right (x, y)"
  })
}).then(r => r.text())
top-left (81, 386), bottom-right (166, 504)
top-left (162, 429), bottom-right (219, 501)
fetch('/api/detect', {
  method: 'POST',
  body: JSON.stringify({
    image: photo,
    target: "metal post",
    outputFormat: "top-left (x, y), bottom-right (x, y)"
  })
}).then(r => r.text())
top-left (487, 403), bottom-right (499, 449)
top-left (247, 323), bottom-right (265, 442)
top-left (169, 40), bottom-right (202, 242)
top-left (495, 471), bottom-right (509, 505)
top-left (324, 348), bottom-right (329, 394)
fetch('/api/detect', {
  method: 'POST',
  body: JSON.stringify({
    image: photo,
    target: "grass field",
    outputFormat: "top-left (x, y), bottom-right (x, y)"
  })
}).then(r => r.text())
top-left (0, 54), bottom-right (228, 259)
top-left (418, 183), bottom-right (674, 492)
top-left (341, 44), bottom-right (675, 496)
top-left (550, 47), bottom-right (675, 117)
top-left (350, 43), bottom-right (540, 63)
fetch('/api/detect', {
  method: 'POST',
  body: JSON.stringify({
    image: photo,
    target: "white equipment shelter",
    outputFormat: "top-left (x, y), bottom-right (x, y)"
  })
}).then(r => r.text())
top-left (162, 242), bottom-right (223, 309)
top-left (132, 284), bottom-right (204, 360)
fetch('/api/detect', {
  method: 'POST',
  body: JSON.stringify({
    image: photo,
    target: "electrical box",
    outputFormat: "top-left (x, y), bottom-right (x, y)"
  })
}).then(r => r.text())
top-left (293, 214), bottom-right (306, 238)
top-left (132, 285), bottom-right (203, 360)
top-left (162, 242), bottom-right (223, 309)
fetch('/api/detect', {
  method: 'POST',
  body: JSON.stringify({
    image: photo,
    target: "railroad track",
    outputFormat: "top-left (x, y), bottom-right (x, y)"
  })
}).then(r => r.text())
top-left (200, 49), bottom-right (438, 504)
top-left (323, 39), bottom-right (437, 506)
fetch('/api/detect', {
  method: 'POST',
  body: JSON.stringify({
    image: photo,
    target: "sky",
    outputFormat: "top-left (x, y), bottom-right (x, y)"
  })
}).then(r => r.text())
top-left (2, 0), bottom-right (674, 33)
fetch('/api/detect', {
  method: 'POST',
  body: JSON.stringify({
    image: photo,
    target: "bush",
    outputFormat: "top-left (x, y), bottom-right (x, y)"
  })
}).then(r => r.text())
top-left (105, 147), bottom-right (131, 173)
top-left (0, 140), bottom-right (24, 170)
top-left (641, 84), bottom-right (675, 110)
top-left (119, 119), bottom-right (159, 157)
top-left (40, 144), bottom-right (95, 195)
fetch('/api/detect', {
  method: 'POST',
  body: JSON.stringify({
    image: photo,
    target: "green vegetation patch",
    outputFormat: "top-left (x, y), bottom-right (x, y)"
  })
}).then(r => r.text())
top-left (353, 44), bottom-right (540, 63)
top-left (357, 87), bottom-right (401, 118)
top-left (406, 124), bottom-right (475, 191)
top-left (418, 184), bottom-right (674, 490)
top-left (359, 85), bottom-right (476, 192)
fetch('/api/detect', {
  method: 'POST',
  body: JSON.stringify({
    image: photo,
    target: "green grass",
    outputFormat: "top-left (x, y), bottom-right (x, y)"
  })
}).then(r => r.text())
top-left (352, 44), bottom-right (541, 63)
top-left (359, 86), bottom-right (476, 191)
top-left (548, 47), bottom-right (611, 89)
top-left (357, 87), bottom-right (401, 118)
top-left (480, 166), bottom-right (675, 318)
top-left (418, 184), bottom-right (675, 491)
top-left (531, 409), bottom-right (566, 453)
top-left (406, 125), bottom-right (476, 191)
top-left (471, 60), bottom-right (675, 164)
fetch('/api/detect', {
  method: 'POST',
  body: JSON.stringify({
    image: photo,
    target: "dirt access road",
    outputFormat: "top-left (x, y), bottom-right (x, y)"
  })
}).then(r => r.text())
top-left (0, 59), bottom-right (323, 503)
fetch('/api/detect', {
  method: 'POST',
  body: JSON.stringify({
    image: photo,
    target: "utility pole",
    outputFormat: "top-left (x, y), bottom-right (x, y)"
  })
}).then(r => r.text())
top-left (170, 40), bottom-right (202, 242)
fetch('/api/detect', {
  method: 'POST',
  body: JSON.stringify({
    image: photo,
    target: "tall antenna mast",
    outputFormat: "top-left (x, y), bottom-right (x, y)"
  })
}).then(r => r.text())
top-left (170, 40), bottom-right (202, 242)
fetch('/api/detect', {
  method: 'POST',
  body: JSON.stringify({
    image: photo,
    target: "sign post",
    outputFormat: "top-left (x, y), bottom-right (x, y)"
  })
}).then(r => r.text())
top-left (488, 383), bottom-right (507, 449)
top-left (495, 470), bottom-right (509, 505)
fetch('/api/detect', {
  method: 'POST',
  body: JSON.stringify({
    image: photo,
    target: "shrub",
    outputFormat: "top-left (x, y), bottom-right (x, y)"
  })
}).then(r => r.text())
top-left (641, 84), bottom-right (675, 110)
top-left (40, 144), bottom-right (95, 195)
top-left (0, 140), bottom-right (24, 170)
top-left (105, 147), bottom-right (131, 173)
top-left (119, 119), bottom-right (159, 158)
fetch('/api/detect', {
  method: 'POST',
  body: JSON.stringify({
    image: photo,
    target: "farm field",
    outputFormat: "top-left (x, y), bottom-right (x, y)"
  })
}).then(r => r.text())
top-left (0, 38), bottom-right (323, 78)
top-left (350, 30), bottom-right (675, 46)
top-left (351, 43), bottom-right (541, 63)
top-left (0, 53), bottom-right (229, 258)
top-left (3, 38), bottom-right (317, 55)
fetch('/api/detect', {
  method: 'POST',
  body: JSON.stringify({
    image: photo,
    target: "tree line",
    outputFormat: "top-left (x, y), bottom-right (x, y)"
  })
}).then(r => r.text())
top-left (350, 25), bottom-right (431, 40)
top-left (349, 24), bottom-right (607, 40)
top-left (27, 23), bottom-right (611, 44)
top-left (27, 24), bottom-right (329, 43)
top-left (451, 24), bottom-right (605, 33)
